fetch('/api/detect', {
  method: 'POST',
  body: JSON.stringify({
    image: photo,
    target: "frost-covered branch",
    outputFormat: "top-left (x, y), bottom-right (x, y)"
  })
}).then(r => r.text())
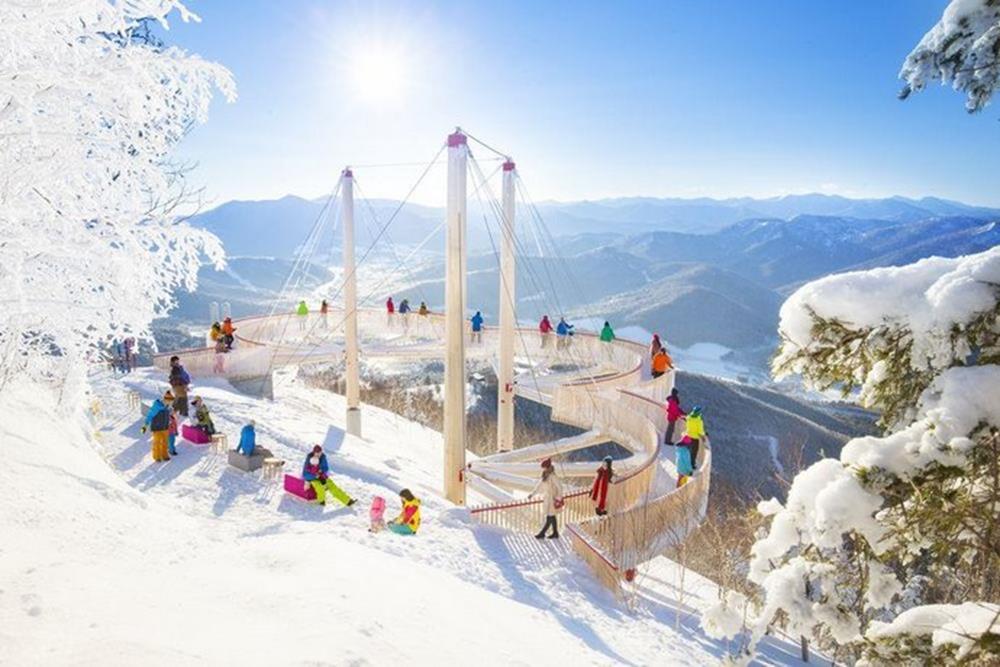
top-left (0, 0), bottom-right (235, 400)
top-left (900, 0), bottom-right (1000, 112)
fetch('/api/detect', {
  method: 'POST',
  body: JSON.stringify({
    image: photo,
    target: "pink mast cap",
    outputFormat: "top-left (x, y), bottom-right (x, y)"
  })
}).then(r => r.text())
top-left (503, 159), bottom-right (516, 172)
top-left (447, 130), bottom-right (467, 147)
top-left (342, 167), bottom-right (353, 178)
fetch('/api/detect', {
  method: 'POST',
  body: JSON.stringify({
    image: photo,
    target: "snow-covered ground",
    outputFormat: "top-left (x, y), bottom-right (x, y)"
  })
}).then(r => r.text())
top-left (1, 367), bottom-right (805, 665)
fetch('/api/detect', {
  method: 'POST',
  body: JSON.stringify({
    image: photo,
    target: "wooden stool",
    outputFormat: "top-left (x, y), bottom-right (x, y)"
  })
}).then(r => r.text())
top-left (262, 458), bottom-right (285, 481)
top-left (127, 391), bottom-right (140, 410)
top-left (211, 433), bottom-right (229, 453)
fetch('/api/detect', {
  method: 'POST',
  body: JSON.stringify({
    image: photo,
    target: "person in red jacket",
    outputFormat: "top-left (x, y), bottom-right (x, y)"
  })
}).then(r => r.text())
top-left (539, 315), bottom-right (553, 348)
top-left (664, 387), bottom-right (686, 445)
top-left (386, 296), bottom-right (395, 326)
top-left (591, 456), bottom-right (614, 516)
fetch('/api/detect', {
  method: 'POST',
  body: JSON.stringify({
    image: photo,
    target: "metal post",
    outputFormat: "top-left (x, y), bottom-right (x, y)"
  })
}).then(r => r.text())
top-left (342, 168), bottom-right (362, 437)
top-left (443, 130), bottom-right (468, 504)
top-left (497, 159), bottom-right (517, 452)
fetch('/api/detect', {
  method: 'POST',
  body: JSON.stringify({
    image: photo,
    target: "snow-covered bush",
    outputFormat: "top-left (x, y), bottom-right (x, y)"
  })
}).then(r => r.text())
top-left (733, 248), bottom-right (1000, 663)
top-left (0, 1), bottom-right (234, 401)
top-left (900, 0), bottom-right (1000, 112)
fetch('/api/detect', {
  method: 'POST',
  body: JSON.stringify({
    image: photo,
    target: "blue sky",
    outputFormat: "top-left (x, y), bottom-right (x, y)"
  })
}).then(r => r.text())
top-left (164, 1), bottom-right (1000, 207)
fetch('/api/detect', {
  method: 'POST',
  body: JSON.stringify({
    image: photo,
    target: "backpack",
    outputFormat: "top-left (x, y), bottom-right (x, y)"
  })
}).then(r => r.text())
top-left (150, 407), bottom-right (169, 431)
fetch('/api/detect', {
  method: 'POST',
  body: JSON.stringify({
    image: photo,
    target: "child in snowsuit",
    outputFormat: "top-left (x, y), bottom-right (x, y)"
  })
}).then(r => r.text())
top-left (369, 496), bottom-right (386, 533)
top-left (141, 393), bottom-right (173, 462)
top-left (167, 400), bottom-right (179, 456)
top-left (387, 489), bottom-right (420, 535)
top-left (591, 456), bottom-right (614, 516)
top-left (676, 436), bottom-right (695, 487)
top-left (302, 445), bottom-right (356, 507)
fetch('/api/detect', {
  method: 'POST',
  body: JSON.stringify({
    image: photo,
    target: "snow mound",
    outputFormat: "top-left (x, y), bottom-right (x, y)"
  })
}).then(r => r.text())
top-left (1, 368), bottom-right (808, 665)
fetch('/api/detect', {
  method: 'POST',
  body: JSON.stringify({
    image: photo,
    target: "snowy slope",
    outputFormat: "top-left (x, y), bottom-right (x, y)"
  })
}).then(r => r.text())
top-left (1, 369), bottom-right (805, 665)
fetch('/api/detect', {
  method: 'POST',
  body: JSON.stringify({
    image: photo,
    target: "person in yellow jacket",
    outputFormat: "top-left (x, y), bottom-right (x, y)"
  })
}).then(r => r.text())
top-left (387, 488), bottom-right (420, 535)
top-left (209, 322), bottom-right (222, 342)
top-left (684, 406), bottom-right (706, 470)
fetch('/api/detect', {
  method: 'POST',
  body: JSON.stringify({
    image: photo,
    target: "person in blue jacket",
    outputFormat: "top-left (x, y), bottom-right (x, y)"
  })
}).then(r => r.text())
top-left (470, 311), bottom-right (484, 343)
top-left (556, 317), bottom-right (574, 350)
top-left (237, 421), bottom-right (257, 457)
top-left (302, 445), bottom-right (357, 507)
top-left (675, 436), bottom-right (695, 487)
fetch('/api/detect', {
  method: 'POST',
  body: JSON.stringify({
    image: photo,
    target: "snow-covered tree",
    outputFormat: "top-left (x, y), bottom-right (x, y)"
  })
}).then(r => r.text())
top-left (900, 0), bottom-right (1000, 112)
top-left (0, 1), bottom-right (235, 401)
top-left (716, 248), bottom-right (1000, 664)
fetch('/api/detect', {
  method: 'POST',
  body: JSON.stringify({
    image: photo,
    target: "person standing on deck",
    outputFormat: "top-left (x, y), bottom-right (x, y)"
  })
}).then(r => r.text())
top-left (676, 436), bottom-right (695, 487)
top-left (386, 296), bottom-right (395, 326)
top-left (539, 315), bottom-right (553, 349)
top-left (684, 406), bottom-right (706, 470)
top-left (650, 333), bottom-right (663, 360)
top-left (320, 300), bottom-right (329, 329)
top-left (296, 300), bottom-right (309, 332)
top-left (470, 311), bottom-right (484, 344)
top-left (599, 321), bottom-right (615, 343)
top-left (418, 301), bottom-right (429, 316)
top-left (141, 392), bottom-right (172, 462)
top-left (664, 388), bottom-right (686, 445)
top-left (652, 347), bottom-right (673, 378)
top-left (556, 317), bottom-right (574, 350)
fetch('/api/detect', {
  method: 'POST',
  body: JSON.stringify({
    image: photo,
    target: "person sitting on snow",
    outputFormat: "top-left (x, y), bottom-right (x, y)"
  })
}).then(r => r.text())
top-left (191, 396), bottom-right (216, 436)
top-left (302, 445), bottom-right (356, 507)
top-left (236, 420), bottom-right (257, 457)
top-left (387, 488), bottom-right (420, 535)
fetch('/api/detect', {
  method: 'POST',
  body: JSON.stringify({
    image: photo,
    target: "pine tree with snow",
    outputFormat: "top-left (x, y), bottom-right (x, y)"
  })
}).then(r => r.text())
top-left (0, 1), bottom-right (234, 402)
top-left (900, 0), bottom-right (1000, 112)
top-left (718, 249), bottom-right (1000, 664)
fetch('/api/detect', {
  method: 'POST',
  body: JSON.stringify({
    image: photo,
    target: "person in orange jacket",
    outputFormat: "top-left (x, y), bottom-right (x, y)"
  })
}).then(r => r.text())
top-left (652, 348), bottom-right (673, 378)
top-left (591, 456), bottom-right (614, 516)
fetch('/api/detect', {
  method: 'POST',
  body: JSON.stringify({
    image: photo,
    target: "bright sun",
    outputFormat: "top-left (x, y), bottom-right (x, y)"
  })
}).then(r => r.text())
top-left (352, 48), bottom-right (406, 105)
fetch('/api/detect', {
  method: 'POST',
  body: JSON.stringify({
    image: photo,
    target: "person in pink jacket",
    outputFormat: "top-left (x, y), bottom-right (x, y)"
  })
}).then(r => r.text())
top-left (664, 388), bottom-right (686, 445)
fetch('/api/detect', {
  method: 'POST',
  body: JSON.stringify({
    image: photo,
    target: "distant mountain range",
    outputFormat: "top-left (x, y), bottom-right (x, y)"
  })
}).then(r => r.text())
top-left (189, 192), bottom-right (1000, 258)
top-left (175, 193), bottom-right (1000, 375)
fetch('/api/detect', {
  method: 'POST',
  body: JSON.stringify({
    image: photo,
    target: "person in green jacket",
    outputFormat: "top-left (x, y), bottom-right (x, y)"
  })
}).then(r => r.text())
top-left (296, 300), bottom-right (308, 331)
top-left (599, 321), bottom-right (615, 343)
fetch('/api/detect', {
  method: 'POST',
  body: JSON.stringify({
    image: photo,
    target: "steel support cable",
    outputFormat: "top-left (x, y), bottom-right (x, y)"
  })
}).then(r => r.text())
top-left (470, 156), bottom-right (604, 394)
top-left (468, 155), bottom-right (605, 458)
top-left (467, 153), bottom-right (549, 407)
top-left (270, 144), bottom-right (447, 368)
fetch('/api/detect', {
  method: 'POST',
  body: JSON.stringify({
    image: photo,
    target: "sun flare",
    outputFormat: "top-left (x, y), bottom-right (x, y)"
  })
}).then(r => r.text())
top-left (352, 47), bottom-right (406, 105)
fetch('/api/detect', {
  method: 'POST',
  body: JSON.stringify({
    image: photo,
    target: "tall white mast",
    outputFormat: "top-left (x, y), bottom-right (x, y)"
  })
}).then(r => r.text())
top-left (496, 159), bottom-right (517, 452)
top-left (342, 168), bottom-right (361, 437)
top-left (443, 130), bottom-right (469, 504)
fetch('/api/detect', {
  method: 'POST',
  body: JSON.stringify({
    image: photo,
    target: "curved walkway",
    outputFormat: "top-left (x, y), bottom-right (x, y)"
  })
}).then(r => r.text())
top-left (154, 308), bottom-right (710, 593)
